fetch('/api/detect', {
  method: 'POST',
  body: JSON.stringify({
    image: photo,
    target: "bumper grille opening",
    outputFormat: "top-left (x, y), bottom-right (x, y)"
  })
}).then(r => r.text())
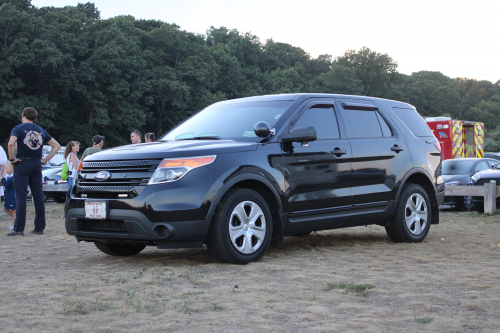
top-left (475, 178), bottom-right (497, 186)
top-left (82, 219), bottom-right (127, 233)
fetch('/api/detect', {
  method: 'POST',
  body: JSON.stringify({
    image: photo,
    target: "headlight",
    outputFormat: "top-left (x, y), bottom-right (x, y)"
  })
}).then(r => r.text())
top-left (445, 181), bottom-right (460, 186)
top-left (470, 175), bottom-right (478, 183)
top-left (148, 155), bottom-right (216, 185)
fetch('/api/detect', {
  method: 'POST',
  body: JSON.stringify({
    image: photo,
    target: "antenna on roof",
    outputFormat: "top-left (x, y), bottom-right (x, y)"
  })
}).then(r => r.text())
top-left (364, 85), bottom-right (370, 96)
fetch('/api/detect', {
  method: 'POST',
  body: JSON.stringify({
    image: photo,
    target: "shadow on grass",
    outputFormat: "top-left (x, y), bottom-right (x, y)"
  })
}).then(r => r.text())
top-left (75, 229), bottom-right (391, 267)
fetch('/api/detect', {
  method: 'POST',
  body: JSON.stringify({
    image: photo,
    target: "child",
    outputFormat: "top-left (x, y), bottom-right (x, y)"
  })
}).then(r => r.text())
top-left (1, 162), bottom-right (16, 230)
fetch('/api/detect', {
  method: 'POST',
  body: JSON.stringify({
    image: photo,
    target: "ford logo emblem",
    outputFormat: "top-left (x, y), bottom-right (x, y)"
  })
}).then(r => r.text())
top-left (94, 171), bottom-right (111, 182)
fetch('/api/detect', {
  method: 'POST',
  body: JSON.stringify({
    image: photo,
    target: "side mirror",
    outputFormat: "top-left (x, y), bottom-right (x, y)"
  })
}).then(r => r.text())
top-left (281, 126), bottom-right (317, 143)
top-left (254, 121), bottom-right (271, 138)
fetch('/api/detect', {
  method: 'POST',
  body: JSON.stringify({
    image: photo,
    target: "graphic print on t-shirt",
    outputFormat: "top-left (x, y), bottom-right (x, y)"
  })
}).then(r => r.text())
top-left (23, 130), bottom-right (44, 150)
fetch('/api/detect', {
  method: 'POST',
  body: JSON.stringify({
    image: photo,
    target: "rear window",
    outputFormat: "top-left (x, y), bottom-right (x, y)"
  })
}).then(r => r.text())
top-left (392, 108), bottom-right (433, 137)
top-left (442, 160), bottom-right (475, 175)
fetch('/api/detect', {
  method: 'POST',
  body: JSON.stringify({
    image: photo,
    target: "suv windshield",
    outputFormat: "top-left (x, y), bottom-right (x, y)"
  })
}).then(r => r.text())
top-left (161, 101), bottom-right (293, 142)
top-left (442, 160), bottom-right (475, 175)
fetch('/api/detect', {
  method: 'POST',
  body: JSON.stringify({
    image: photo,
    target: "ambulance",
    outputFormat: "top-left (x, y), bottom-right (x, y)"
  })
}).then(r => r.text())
top-left (425, 117), bottom-right (484, 160)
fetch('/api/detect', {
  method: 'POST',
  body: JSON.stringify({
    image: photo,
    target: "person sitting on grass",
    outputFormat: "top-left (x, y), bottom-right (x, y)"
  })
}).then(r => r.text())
top-left (1, 162), bottom-right (16, 230)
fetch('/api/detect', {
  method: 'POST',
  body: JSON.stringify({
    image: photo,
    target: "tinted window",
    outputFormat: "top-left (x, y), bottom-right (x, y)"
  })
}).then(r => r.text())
top-left (342, 110), bottom-right (382, 138)
top-left (376, 113), bottom-right (393, 137)
top-left (392, 108), bottom-right (433, 137)
top-left (293, 105), bottom-right (339, 140)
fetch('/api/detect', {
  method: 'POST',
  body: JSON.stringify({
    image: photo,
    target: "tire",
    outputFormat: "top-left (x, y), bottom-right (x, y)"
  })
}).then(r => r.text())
top-left (457, 195), bottom-right (474, 212)
top-left (386, 184), bottom-right (431, 243)
top-left (94, 242), bottom-right (146, 256)
top-left (205, 188), bottom-right (273, 265)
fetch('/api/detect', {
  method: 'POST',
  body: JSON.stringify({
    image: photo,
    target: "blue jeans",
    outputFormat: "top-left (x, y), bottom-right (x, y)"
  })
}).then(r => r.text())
top-left (13, 159), bottom-right (45, 232)
top-left (67, 177), bottom-right (74, 190)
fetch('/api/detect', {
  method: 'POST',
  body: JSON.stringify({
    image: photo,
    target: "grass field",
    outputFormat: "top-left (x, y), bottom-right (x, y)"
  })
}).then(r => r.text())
top-left (1, 203), bottom-right (499, 332)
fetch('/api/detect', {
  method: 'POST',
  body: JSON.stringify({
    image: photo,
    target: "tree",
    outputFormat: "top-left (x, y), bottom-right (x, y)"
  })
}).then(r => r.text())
top-left (308, 65), bottom-right (362, 95)
top-left (335, 46), bottom-right (398, 97)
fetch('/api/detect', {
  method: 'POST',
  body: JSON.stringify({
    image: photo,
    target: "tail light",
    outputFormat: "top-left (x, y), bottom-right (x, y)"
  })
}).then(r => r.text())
top-left (433, 142), bottom-right (441, 152)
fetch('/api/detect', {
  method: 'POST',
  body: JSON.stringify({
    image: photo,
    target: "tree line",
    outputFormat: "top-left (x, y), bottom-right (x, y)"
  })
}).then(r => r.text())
top-left (1, 0), bottom-right (500, 151)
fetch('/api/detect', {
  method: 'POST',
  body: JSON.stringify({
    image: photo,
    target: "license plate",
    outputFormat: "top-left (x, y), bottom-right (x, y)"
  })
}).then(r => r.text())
top-left (85, 201), bottom-right (106, 219)
top-left (47, 180), bottom-right (55, 185)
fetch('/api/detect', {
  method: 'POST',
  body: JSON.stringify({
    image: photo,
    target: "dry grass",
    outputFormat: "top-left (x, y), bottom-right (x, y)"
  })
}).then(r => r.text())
top-left (1, 203), bottom-right (499, 332)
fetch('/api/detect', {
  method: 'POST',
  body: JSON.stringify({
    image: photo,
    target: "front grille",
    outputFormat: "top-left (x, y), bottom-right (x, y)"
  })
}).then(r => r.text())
top-left (77, 159), bottom-right (162, 194)
top-left (475, 178), bottom-right (499, 186)
top-left (78, 186), bottom-right (134, 193)
top-left (83, 160), bottom-right (153, 168)
top-left (82, 219), bottom-right (127, 233)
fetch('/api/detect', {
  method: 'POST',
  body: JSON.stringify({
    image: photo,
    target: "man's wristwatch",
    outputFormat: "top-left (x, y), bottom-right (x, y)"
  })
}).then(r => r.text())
top-left (9, 159), bottom-right (14, 161)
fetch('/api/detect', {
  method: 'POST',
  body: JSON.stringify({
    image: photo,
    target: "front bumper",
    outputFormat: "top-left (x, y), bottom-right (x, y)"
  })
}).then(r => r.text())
top-left (65, 167), bottom-right (223, 247)
top-left (441, 195), bottom-right (460, 206)
top-left (66, 207), bottom-right (210, 243)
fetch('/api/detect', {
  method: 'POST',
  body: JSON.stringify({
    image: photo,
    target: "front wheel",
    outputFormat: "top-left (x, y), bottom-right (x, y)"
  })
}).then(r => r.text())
top-left (206, 188), bottom-right (273, 264)
top-left (386, 184), bottom-right (431, 242)
top-left (94, 242), bottom-right (146, 256)
top-left (460, 195), bottom-right (474, 211)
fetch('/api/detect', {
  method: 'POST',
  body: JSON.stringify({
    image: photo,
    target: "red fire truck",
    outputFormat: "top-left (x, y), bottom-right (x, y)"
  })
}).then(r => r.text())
top-left (425, 117), bottom-right (484, 160)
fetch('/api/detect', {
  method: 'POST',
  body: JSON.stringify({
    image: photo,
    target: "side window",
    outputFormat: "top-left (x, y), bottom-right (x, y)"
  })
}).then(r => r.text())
top-left (292, 105), bottom-right (340, 140)
top-left (341, 109), bottom-right (383, 138)
top-left (476, 161), bottom-right (489, 172)
top-left (376, 112), bottom-right (393, 137)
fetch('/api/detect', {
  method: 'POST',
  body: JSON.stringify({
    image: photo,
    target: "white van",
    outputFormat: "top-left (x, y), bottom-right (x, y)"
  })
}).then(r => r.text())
top-left (42, 145), bottom-right (66, 165)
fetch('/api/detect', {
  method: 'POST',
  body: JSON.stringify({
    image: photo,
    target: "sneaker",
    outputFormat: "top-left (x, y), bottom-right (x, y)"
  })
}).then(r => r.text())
top-left (31, 229), bottom-right (44, 235)
top-left (7, 231), bottom-right (24, 237)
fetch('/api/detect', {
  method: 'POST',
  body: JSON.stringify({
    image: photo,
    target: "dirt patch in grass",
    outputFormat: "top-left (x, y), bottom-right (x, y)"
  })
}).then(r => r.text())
top-left (1, 203), bottom-right (499, 332)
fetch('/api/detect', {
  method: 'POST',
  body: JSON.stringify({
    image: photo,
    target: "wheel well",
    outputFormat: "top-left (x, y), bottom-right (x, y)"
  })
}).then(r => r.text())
top-left (404, 173), bottom-right (440, 225)
top-left (230, 180), bottom-right (283, 236)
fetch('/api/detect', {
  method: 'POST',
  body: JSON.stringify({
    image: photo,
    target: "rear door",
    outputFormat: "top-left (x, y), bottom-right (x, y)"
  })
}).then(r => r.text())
top-left (280, 100), bottom-right (352, 233)
top-left (337, 99), bottom-right (412, 224)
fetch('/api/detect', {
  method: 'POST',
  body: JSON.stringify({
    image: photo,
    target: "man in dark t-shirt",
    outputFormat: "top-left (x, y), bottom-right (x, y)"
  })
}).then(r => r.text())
top-left (7, 107), bottom-right (61, 236)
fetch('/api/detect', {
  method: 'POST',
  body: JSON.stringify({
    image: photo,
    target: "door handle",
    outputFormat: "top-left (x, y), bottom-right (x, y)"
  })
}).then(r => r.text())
top-left (330, 148), bottom-right (347, 157)
top-left (391, 145), bottom-right (404, 153)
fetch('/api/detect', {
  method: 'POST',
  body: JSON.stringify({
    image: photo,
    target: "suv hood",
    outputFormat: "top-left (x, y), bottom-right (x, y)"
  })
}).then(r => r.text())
top-left (473, 169), bottom-right (500, 180)
top-left (442, 174), bottom-right (470, 184)
top-left (83, 140), bottom-right (258, 161)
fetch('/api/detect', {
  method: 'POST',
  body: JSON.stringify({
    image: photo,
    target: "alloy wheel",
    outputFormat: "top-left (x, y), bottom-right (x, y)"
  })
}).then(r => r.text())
top-left (228, 201), bottom-right (266, 254)
top-left (405, 193), bottom-right (428, 235)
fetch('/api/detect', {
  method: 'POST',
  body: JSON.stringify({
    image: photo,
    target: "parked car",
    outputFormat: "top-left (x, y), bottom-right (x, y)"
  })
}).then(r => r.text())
top-left (441, 158), bottom-right (499, 211)
top-left (42, 167), bottom-right (67, 203)
top-left (484, 152), bottom-right (500, 162)
top-left (42, 145), bottom-right (66, 165)
top-left (65, 93), bottom-right (444, 264)
top-left (471, 163), bottom-right (500, 213)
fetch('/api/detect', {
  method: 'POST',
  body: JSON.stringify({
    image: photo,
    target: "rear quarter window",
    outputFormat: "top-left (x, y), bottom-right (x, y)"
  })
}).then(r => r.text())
top-left (392, 107), bottom-right (434, 137)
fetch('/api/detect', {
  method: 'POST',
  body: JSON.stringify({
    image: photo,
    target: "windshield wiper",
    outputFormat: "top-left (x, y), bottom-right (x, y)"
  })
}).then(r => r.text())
top-left (177, 136), bottom-right (223, 141)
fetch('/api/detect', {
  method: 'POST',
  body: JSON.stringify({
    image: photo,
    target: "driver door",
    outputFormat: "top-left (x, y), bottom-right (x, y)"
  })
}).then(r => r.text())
top-left (280, 101), bottom-right (352, 233)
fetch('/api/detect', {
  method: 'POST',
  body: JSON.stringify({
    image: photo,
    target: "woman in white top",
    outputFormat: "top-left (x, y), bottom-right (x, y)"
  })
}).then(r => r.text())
top-left (63, 141), bottom-right (80, 189)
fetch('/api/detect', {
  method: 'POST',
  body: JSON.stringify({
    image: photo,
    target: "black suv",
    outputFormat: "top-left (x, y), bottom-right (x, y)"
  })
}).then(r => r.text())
top-left (65, 94), bottom-right (444, 264)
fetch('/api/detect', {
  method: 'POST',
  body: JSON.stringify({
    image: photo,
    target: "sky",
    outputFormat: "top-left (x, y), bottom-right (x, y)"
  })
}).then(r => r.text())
top-left (31, 0), bottom-right (500, 83)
